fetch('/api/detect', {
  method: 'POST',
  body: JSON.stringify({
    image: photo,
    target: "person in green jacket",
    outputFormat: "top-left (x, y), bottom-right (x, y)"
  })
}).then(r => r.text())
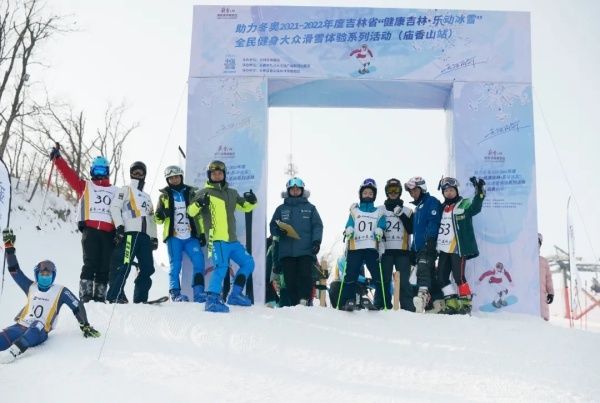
top-left (436, 176), bottom-right (485, 314)
top-left (187, 160), bottom-right (257, 313)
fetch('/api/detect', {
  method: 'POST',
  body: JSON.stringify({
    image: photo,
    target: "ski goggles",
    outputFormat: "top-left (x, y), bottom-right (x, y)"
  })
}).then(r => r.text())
top-left (165, 165), bottom-right (183, 179)
top-left (362, 178), bottom-right (377, 188)
top-left (91, 165), bottom-right (109, 178)
top-left (438, 177), bottom-right (459, 191)
top-left (385, 185), bottom-right (401, 194)
top-left (208, 161), bottom-right (226, 172)
top-left (404, 177), bottom-right (426, 191)
top-left (131, 169), bottom-right (145, 178)
top-left (286, 177), bottom-right (305, 189)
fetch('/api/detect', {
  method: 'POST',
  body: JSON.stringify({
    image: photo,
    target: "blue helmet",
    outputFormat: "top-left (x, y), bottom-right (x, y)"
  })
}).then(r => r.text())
top-left (34, 260), bottom-right (57, 289)
top-left (286, 177), bottom-right (305, 189)
top-left (90, 156), bottom-right (110, 179)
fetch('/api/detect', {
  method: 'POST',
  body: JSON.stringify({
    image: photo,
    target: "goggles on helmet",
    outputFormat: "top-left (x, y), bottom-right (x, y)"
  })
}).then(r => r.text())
top-left (91, 165), bottom-right (109, 178)
top-left (439, 177), bottom-right (459, 191)
top-left (208, 160), bottom-right (226, 172)
top-left (286, 177), bottom-right (305, 189)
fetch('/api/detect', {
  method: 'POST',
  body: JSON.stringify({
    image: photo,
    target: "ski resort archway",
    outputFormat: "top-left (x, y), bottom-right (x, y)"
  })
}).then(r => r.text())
top-left (186, 5), bottom-right (539, 315)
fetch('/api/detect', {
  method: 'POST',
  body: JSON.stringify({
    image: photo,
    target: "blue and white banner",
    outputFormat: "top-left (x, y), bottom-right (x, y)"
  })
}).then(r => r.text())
top-left (190, 6), bottom-right (531, 83)
top-left (451, 82), bottom-right (538, 315)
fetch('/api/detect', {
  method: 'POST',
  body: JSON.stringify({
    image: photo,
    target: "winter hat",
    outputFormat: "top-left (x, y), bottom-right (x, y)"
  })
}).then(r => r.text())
top-left (359, 178), bottom-right (377, 202)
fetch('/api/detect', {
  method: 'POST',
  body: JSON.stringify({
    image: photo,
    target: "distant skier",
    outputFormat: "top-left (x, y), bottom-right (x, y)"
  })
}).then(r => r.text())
top-left (50, 143), bottom-right (116, 303)
top-left (478, 262), bottom-right (514, 308)
top-left (0, 229), bottom-right (100, 364)
top-left (155, 165), bottom-right (207, 303)
top-left (187, 160), bottom-right (257, 313)
top-left (538, 233), bottom-right (554, 321)
top-left (106, 161), bottom-right (158, 304)
top-left (380, 178), bottom-right (414, 311)
top-left (436, 176), bottom-right (485, 314)
top-left (349, 43), bottom-right (374, 74)
top-left (269, 177), bottom-right (323, 306)
top-left (339, 178), bottom-right (386, 311)
top-left (404, 177), bottom-right (442, 313)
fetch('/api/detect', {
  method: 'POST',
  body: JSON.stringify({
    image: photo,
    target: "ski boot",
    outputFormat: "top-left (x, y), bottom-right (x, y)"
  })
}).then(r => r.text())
top-left (431, 299), bottom-right (446, 314)
top-left (79, 279), bottom-right (94, 303)
top-left (361, 297), bottom-right (379, 311)
top-left (193, 285), bottom-right (207, 303)
top-left (413, 288), bottom-right (430, 313)
top-left (457, 297), bottom-right (472, 314)
top-left (170, 289), bottom-right (189, 302)
top-left (0, 344), bottom-right (22, 364)
top-left (492, 300), bottom-right (502, 308)
top-left (93, 282), bottom-right (107, 303)
top-left (441, 296), bottom-right (460, 315)
top-left (227, 285), bottom-right (252, 307)
top-left (341, 300), bottom-right (356, 312)
top-left (205, 292), bottom-right (229, 313)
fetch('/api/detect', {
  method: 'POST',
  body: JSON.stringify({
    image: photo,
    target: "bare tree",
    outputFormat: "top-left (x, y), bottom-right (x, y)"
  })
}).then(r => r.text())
top-left (0, 0), bottom-right (63, 158)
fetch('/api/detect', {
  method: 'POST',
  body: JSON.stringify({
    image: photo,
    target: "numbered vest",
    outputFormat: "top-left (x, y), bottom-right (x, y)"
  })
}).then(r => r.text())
top-left (78, 182), bottom-right (116, 223)
top-left (125, 187), bottom-right (153, 219)
top-left (173, 195), bottom-right (191, 239)
top-left (382, 208), bottom-right (411, 250)
top-left (18, 284), bottom-right (63, 332)
top-left (437, 205), bottom-right (457, 253)
top-left (351, 207), bottom-right (381, 250)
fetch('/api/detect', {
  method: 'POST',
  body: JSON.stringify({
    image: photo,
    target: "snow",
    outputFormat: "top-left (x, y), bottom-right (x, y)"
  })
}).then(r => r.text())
top-left (1, 185), bottom-right (600, 402)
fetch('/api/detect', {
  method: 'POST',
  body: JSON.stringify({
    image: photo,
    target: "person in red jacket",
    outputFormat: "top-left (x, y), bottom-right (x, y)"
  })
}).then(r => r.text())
top-left (50, 144), bottom-right (117, 303)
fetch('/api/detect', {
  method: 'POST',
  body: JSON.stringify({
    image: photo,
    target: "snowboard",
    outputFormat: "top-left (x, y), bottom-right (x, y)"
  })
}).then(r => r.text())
top-left (478, 295), bottom-right (518, 312)
top-left (350, 66), bottom-right (377, 78)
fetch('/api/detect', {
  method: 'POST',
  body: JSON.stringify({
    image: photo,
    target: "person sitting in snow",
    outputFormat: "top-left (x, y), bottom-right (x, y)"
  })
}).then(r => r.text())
top-left (349, 43), bottom-right (374, 74)
top-left (187, 160), bottom-right (257, 313)
top-left (155, 165), bottom-right (207, 303)
top-left (0, 229), bottom-right (100, 364)
top-left (50, 143), bottom-right (117, 303)
top-left (478, 262), bottom-right (514, 308)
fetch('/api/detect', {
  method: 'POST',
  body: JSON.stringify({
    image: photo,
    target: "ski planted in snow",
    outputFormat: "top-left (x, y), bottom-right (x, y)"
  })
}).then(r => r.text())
top-left (144, 296), bottom-right (169, 305)
top-left (244, 210), bottom-right (254, 303)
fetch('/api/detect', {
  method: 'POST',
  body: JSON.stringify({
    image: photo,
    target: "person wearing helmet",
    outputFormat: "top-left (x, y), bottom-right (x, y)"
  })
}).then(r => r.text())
top-left (338, 178), bottom-right (386, 311)
top-left (0, 229), bottom-right (100, 364)
top-left (187, 160), bottom-right (257, 313)
top-left (269, 177), bottom-right (323, 306)
top-left (49, 143), bottom-right (117, 303)
top-left (404, 176), bottom-right (442, 313)
top-left (436, 176), bottom-right (485, 315)
top-left (478, 261), bottom-right (514, 308)
top-left (155, 165), bottom-right (207, 303)
top-left (380, 178), bottom-right (414, 311)
top-left (538, 233), bottom-right (554, 321)
top-left (106, 160), bottom-right (158, 304)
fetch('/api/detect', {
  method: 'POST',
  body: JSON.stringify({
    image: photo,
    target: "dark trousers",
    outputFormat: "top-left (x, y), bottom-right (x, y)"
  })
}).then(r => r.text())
top-left (438, 251), bottom-right (467, 290)
top-left (382, 250), bottom-right (414, 311)
top-left (107, 232), bottom-right (155, 303)
top-left (281, 255), bottom-right (314, 306)
top-left (81, 227), bottom-right (115, 284)
top-left (415, 248), bottom-right (443, 303)
top-left (340, 249), bottom-right (382, 308)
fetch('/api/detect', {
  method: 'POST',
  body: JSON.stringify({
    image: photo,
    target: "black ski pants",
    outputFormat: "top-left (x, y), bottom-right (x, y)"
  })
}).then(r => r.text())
top-left (437, 251), bottom-right (467, 290)
top-left (381, 249), bottom-right (414, 311)
top-left (415, 248), bottom-right (443, 303)
top-left (107, 232), bottom-right (155, 303)
top-left (281, 255), bottom-right (314, 306)
top-left (80, 227), bottom-right (115, 285)
top-left (340, 249), bottom-right (382, 309)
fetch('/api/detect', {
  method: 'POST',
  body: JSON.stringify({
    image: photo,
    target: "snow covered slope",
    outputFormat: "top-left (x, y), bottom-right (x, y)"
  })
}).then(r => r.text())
top-left (1, 186), bottom-right (599, 402)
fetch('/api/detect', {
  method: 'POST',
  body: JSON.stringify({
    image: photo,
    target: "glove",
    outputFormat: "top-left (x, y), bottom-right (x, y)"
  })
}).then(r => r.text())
top-left (80, 323), bottom-right (101, 338)
top-left (546, 294), bottom-right (554, 304)
top-left (155, 204), bottom-right (170, 221)
top-left (375, 228), bottom-right (384, 242)
top-left (393, 205), bottom-right (404, 217)
top-left (2, 228), bottom-right (15, 254)
top-left (244, 189), bottom-right (257, 204)
top-left (344, 227), bottom-right (354, 239)
top-left (199, 233), bottom-right (207, 247)
top-left (195, 192), bottom-right (210, 209)
top-left (49, 143), bottom-right (61, 161)
top-left (425, 238), bottom-right (437, 254)
top-left (151, 238), bottom-right (159, 251)
top-left (470, 176), bottom-right (486, 193)
top-left (114, 225), bottom-right (125, 245)
top-left (311, 242), bottom-right (321, 255)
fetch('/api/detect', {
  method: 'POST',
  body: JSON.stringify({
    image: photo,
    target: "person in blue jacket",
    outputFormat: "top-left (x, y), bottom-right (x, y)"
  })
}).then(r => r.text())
top-left (339, 178), bottom-right (387, 311)
top-left (0, 229), bottom-right (100, 364)
top-left (269, 177), bottom-right (323, 306)
top-left (404, 177), bottom-right (442, 313)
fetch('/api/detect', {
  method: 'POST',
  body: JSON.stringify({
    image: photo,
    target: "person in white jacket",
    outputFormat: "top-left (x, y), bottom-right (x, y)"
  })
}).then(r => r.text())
top-left (106, 161), bottom-right (158, 303)
top-left (538, 233), bottom-right (554, 321)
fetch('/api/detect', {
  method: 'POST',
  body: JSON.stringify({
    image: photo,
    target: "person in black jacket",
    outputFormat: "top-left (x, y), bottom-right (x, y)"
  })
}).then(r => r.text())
top-left (269, 177), bottom-right (323, 306)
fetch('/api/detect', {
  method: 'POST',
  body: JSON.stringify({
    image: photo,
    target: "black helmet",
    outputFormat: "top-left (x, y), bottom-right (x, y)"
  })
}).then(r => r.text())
top-left (385, 178), bottom-right (402, 197)
top-left (206, 160), bottom-right (226, 182)
top-left (359, 178), bottom-right (377, 202)
top-left (130, 161), bottom-right (147, 177)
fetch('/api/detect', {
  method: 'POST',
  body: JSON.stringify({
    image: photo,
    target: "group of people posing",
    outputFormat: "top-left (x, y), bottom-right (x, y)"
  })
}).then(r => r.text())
top-left (267, 174), bottom-right (486, 315)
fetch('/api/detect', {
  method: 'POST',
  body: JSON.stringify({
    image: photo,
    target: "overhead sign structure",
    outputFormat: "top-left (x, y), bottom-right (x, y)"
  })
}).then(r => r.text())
top-left (187, 5), bottom-right (538, 315)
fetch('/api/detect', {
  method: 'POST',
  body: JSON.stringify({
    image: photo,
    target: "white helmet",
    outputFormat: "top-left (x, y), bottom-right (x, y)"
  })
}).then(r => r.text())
top-left (164, 165), bottom-right (184, 180)
top-left (404, 176), bottom-right (427, 192)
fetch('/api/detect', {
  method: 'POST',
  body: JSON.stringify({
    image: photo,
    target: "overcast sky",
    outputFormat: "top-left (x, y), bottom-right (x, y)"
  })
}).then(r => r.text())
top-left (37, 0), bottom-right (600, 263)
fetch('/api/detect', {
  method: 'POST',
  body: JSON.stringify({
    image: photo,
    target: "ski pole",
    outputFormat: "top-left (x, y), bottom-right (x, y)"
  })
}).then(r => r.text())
top-left (36, 162), bottom-right (55, 231)
top-left (336, 238), bottom-right (348, 309)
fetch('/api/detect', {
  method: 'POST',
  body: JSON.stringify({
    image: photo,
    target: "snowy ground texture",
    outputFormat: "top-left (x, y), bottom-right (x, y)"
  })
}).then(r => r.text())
top-left (1, 187), bottom-right (599, 402)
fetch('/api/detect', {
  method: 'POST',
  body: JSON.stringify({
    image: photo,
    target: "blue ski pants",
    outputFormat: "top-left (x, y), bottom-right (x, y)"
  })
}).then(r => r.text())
top-left (208, 241), bottom-right (254, 294)
top-left (167, 237), bottom-right (205, 291)
top-left (0, 321), bottom-right (48, 351)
